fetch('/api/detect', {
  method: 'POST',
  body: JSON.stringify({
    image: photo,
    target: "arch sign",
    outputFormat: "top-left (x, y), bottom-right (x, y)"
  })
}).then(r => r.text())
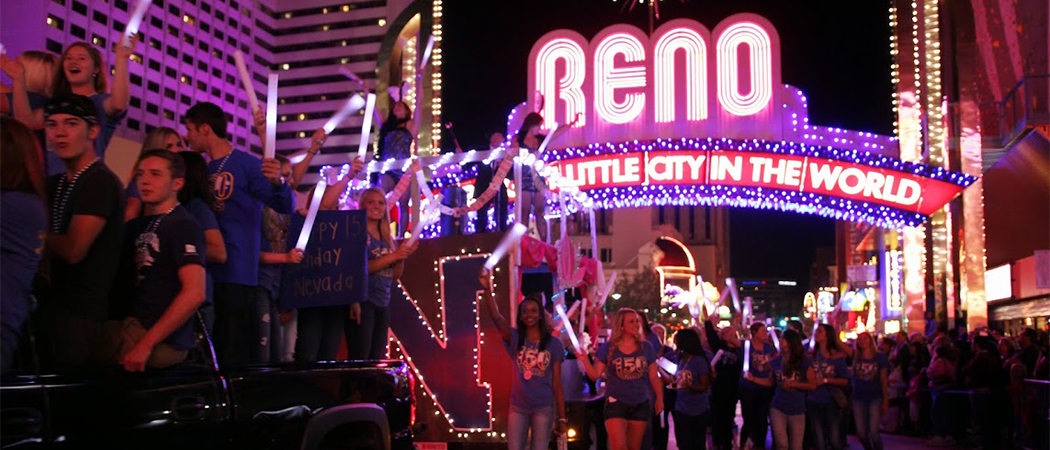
top-left (526, 14), bottom-right (976, 227)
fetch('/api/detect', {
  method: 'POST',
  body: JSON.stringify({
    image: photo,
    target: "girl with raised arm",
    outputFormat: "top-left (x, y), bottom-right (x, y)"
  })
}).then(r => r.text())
top-left (479, 269), bottom-right (566, 450)
top-left (745, 329), bottom-right (817, 450)
top-left (576, 308), bottom-right (663, 450)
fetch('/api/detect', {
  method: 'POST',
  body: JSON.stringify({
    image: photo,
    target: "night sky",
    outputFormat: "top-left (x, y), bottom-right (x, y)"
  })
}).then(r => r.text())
top-left (441, 0), bottom-right (895, 292)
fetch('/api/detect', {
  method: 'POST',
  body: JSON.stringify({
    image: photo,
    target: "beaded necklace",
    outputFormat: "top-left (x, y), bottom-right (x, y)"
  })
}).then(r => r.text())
top-left (51, 158), bottom-right (99, 233)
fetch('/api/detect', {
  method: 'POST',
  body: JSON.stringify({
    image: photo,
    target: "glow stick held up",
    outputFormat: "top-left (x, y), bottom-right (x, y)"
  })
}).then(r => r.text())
top-left (295, 179), bottom-right (328, 251)
top-left (555, 303), bottom-right (582, 353)
top-left (123, 0), bottom-right (151, 48)
top-left (322, 93), bottom-right (365, 135)
top-left (743, 339), bottom-right (751, 373)
top-left (655, 357), bottom-right (678, 376)
top-left (405, 200), bottom-right (441, 247)
top-left (263, 73), bottom-right (278, 159)
top-left (535, 122), bottom-right (558, 154)
top-left (356, 93), bottom-right (377, 159)
top-left (233, 51), bottom-right (260, 113)
top-left (419, 35), bottom-right (435, 70)
top-left (483, 223), bottom-right (527, 271)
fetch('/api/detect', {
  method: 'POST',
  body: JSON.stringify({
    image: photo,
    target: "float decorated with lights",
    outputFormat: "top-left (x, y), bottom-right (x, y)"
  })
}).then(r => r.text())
top-left (317, 8), bottom-right (980, 446)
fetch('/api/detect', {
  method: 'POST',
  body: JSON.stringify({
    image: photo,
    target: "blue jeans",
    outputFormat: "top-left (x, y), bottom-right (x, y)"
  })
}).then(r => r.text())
top-left (507, 405), bottom-right (555, 450)
top-left (806, 401), bottom-right (842, 450)
top-left (295, 305), bottom-right (347, 362)
top-left (852, 399), bottom-right (883, 450)
top-left (770, 408), bottom-right (805, 450)
top-left (344, 302), bottom-right (389, 360)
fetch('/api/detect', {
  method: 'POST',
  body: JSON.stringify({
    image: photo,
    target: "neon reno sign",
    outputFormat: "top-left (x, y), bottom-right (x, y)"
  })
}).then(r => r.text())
top-left (529, 14), bottom-right (784, 146)
top-left (543, 138), bottom-right (976, 228)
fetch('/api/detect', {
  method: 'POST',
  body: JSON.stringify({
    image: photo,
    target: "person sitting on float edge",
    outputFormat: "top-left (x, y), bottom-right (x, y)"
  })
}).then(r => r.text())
top-left (108, 149), bottom-right (206, 371)
top-left (40, 94), bottom-right (125, 367)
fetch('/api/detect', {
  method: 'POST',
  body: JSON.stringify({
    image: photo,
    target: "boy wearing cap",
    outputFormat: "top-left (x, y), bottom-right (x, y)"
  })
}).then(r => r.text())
top-left (42, 94), bottom-right (125, 366)
top-left (182, 102), bottom-right (293, 365)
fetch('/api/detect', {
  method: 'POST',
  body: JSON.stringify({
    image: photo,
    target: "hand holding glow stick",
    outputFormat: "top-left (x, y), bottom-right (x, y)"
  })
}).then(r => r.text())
top-left (123, 0), bottom-right (151, 48)
top-left (536, 122), bottom-right (558, 154)
top-left (483, 223), bottom-right (527, 270)
top-left (233, 51), bottom-right (260, 113)
top-left (743, 339), bottom-right (751, 372)
top-left (356, 93), bottom-right (377, 159)
top-left (655, 357), bottom-right (678, 376)
top-left (555, 303), bottom-right (582, 353)
top-left (711, 349), bottom-right (725, 367)
top-left (264, 73), bottom-right (278, 159)
top-left (322, 93), bottom-right (366, 134)
top-left (405, 201), bottom-right (440, 247)
top-left (339, 66), bottom-right (365, 86)
top-left (770, 327), bottom-right (782, 352)
top-left (295, 180), bottom-right (328, 251)
top-left (727, 278), bottom-right (741, 312)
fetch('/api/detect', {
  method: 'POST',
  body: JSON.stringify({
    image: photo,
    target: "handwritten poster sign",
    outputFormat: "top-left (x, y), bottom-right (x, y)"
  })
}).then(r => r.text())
top-left (280, 210), bottom-right (367, 309)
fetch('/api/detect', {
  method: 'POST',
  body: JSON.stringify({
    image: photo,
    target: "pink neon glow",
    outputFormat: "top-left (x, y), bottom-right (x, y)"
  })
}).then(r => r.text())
top-left (654, 27), bottom-right (708, 122)
top-left (594, 33), bottom-right (647, 124)
top-left (716, 22), bottom-right (773, 116)
top-left (535, 38), bottom-right (587, 130)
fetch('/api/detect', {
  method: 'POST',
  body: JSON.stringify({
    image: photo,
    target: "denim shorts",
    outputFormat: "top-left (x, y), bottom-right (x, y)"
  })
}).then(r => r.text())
top-left (604, 397), bottom-right (650, 422)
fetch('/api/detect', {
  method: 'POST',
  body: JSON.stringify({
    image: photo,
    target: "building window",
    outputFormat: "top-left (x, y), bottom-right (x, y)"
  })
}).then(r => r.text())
top-left (70, 24), bottom-right (86, 39)
top-left (198, 41), bottom-right (209, 51)
top-left (167, 25), bottom-right (179, 37)
top-left (600, 248), bottom-right (613, 263)
top-left (165, 67), bottom-right (177, 78)
top-left (196, 80), bottom-right (206, 91)
top-left (224, 93), bottom-right (234, 102)
top-left (166, 46), bottom-right (178, 57)
top-left (46, 39), bottom-right (62, 54)
top-left (129, 96), bottom-right (141, 108)
top-left (180, 94), bottom-right (191, 105)
top-left (182, 54), bottom-right (193, 64)
top-left (146, 102), bottom-right (159, 114)
top-left (183, 34), bottom-right (195, 44)
top-left (113, 20), bottom-right (126, 32)
top-left (163, 109), bottom-right (175, 120)
top-left (127, 118), bottom-right (140, 130)
top-left (129, 73), bottom-right (143, 86)
top-left (147, 81), bottom-right (159, 93)
top-left (168, 4), bottom-right (179, 15)
top-left (183, 14), bottom-right (195, 25)
top-left (213, 29), bottom-right (224, 40)
top-left (93, 11), bottom-right (107, 25)
top-left (180, 75), bottom-right (192, 85)
top-left (91, 34), bottom-right (107, 48)
top-left (197, 61), bottom-right (207, 70)
top-left (151, 16), bottom-right (162, 28)
top-left (164, 88), bottom-right (176, 99)
top-left (201, 2), bottom-right (211, 13)
top-left (51, 0), bottom-right (66, 5)
top-left (216, 10), bottom-right (225, 20)
top-left (211, 67), bottom-right (221, 77)
top-left (149, 38), bottom-right (161, 50)
top-left (71, 1), bottom-right (87, 15)
top-left (148, 60), bottom-right (160, 71)
top-left (200, 20), bottom-right (210, 32)
top-left (210, 87), bottom-right (220, 96)
top-left (46, 15), bottom-right (64, 30)
top-left (115, 0), bottom-right (128, 11)
top-left (151, 0), bottom-right (163, 7)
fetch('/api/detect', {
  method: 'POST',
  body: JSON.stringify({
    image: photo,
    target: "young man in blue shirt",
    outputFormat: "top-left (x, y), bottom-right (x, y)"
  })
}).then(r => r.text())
top-left (183, 102), bottom-right (294, 365)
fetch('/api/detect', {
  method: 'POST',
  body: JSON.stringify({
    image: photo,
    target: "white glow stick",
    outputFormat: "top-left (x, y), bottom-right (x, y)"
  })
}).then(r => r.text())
top-left (0, 42), bottom-right (6, 55)
top-left (744, 296), bottom-right (753, 324)
top-left (356, 93), bottom-right (377, 159)
top-left (484, 223), bottom-right (527, 270)
top-left (536, 122), bottom-right (558, 154)
top-left (555, 303), bottom-right (582, 353)
top-left (415, 169), bottom-right (437, 203)
top-left (233, 51), bottom-right (259, 113)
top-left (338, 65), bottom-right (364, 84)
top-left (578, 298), bottom-right (587, 337)
top-left (264, 73), bottom-right (278, 159)
top-left (597, 272), bottom-right (617, 308)
top-left (770, 327), bottom-right (781, 352)
top-left (419, 35), bottom-right (435, 69)
top-left (123, 0), bottom-right (151, 48)
top-left (656, 357), bottom-right (678, 376)
top-left (744, 339), bottom-right (752, 373)
top-left (711, 349), bottom-right (725, 367)
top-left (322, 93), bottom-right (365, 134)
top-left (727, 278), bottom-right (741, 312)
top-left (405, 202), bottom-right (440, 247)
top-left (295, 179), bottom-right (327, 250)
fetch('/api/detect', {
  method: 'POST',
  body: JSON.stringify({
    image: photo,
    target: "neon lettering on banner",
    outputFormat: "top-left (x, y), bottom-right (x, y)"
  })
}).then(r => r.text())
top-left (535, 38), bottom-right (587, 131)
top-left (594, 32), bottom-right (647, 124)
top-left (654, 26), bottom-right (708, 122)
top-left (717, 22), bottom-right (773, 117)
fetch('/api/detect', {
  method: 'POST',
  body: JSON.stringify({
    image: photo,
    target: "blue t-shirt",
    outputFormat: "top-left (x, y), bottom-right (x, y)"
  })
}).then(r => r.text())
top-left (770, 355), bottom-right (812, 415)
top-left (207, 150), bottom-right (294, 285)
top-left (257, 207), bottom-right (290, 300)
top-left (851, 353), bottom-right (890, 402)
top-left (505, 328), bottom-right (565, 412)
top-left (183, 198), bottom-right (218, 305)
top-left (674, 351), bottom-right (712, 416)
top-left (0, 191), bottom-right (46, 365)
top-left (596, 340), bottom-right (656, 405)
top-left (365, 234), bottom-right (394, 307)
top-left (125, 206), bottom-right (205, 350)
top-left (741, 341), bottom-right (778, 390)
top-left (809, 351), bottom-right (849, 404)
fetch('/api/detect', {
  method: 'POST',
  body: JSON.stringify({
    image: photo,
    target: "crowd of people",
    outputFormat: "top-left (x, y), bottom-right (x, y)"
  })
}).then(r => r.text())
top-left (2, 39), bottom-right (1048, 450)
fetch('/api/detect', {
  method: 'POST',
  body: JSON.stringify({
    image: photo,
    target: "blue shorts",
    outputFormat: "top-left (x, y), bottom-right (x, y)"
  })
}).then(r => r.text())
top-left (604, 398), bottom-right (650, 422)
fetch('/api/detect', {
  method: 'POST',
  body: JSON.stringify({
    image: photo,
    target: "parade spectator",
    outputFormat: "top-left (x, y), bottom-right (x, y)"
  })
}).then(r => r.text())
top-left (746, 329), bottom-right (816, 450)
top-left (175, 151), bottom-right (224, 332)
top-left (346, 187), bottom-right (418, 360)
top-left (292, 158), bottom-right (365, 362)
top-left (740, 322), bottom-right (777, 450)
top-left (964, 336), bottom-right (1002, 449)
top-left (651, 323), bottom-right (674, 450)
top-left (1018, 328), bottom-right (1040, 377)
top-left (108, 149), bottom-right (205, 371)
top-left (5, 42), bottom-right (131, 175)
top-left (706, 323), bottom-right (744, 450)
top-left (926, 342), bottom-right (957, 446)
top-left (480, 270), bottom-right (566, 450)
top-left (808, 324), bottom-right (850, 450)
top-left (1, 50), bottom-right (55, 159)
top-left (577, 308), bottom-right (663, 450)
top-left (375, 100), bottom-right (415, 234)
top-left (124, 127), bottom-right (187, 220)
top-left (0, 117), bottom-right (47, 373)
top-left (183, 101), bottom-right (294, 365)
top-left (40, 94), bottom-right (125, 367)
top-left (850, 332), bottom-right (889, 450)
top-left (672, 328), bottom-right (712, 450)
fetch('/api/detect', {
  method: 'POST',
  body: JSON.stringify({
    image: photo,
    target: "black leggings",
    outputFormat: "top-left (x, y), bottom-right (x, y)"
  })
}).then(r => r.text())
top-left (740, 386), bottom-right (773, 449)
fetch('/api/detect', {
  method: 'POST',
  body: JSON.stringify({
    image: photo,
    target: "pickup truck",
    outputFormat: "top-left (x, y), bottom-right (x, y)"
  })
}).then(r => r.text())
top-left (1, 315), bottom-right (416, 449)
